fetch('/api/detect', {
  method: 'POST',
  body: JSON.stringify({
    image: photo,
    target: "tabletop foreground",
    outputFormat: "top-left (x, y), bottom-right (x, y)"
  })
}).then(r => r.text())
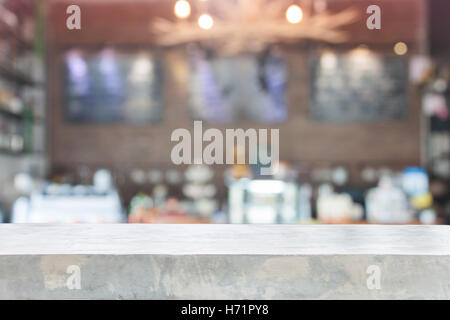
top-left (1, 224), bottom-right (449, 299)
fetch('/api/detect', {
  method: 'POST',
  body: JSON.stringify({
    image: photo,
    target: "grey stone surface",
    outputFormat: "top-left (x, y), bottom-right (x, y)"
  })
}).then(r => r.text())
top-left (0, 224), bottom-right (450, 299)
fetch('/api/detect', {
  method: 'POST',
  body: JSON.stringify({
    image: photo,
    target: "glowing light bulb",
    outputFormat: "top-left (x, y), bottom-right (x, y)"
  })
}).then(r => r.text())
top-left (394, 42), bottom-right (408, 55)
top-left (286, 4), bottom-right (303, 24)
top-left (174, 0), bottom-right (191, 19)
top-left (198, 14), bottom-right (214, 30)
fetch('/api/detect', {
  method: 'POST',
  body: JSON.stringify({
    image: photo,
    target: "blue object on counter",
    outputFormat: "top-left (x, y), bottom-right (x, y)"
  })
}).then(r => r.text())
top-left (402, 167), bottom-right (429, 197)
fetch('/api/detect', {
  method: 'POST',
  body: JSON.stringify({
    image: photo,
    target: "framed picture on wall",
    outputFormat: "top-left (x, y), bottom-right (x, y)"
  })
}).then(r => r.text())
top-left (63, 48), bottom-right (163, 124)
top-left (310, 50), bottom-right (407, 122)
top-left (188, 47), bottom-right (288, 124)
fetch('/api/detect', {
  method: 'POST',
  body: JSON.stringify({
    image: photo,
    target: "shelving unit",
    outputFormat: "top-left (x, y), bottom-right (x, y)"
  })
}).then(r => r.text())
top-left (0, 0), bottom-right (46, 216)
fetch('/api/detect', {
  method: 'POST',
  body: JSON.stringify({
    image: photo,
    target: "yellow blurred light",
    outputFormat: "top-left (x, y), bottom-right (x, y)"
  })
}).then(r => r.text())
top-left (394, 42), bottom-right (408, 55)
top-left (411, 193), bottom-right (433, 210)
top-left (350, 45), bottom-right (371, 57)
top-left (286, 5), bottom-right (303, 24)
top-left (174, 0), bottom-right (191, 19)
top-left (198, 14), bottom-right (214, 30)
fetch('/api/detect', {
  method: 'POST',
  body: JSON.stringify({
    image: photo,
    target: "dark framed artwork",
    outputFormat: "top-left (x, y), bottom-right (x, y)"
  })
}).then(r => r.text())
top-left (310, 51), bottom-right (407, 122)
top-left (64, 48), bottom-right (163, 124)
top-left (188, 47), bottom-right (288, 124)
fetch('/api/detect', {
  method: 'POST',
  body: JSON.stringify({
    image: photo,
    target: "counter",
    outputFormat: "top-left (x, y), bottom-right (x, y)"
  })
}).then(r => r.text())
top-left (1, 224), bottom-right (449, 299)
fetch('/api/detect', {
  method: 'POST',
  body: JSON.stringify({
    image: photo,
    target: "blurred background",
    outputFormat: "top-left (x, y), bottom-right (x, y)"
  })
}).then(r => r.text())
top-left (0, 0), bottom-right (449, 225)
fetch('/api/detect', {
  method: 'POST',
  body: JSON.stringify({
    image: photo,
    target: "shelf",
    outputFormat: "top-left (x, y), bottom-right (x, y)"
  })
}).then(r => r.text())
top-left (0, 62), bottom-right (38, 86)
top-left (0, 108), bottom-right (23, 119)
top-left (0, 108), bottom-right (46, 126)
top-left (0, 29), bottom-right (33, 51)
top-left (0, 148), bottom-right (24, 156)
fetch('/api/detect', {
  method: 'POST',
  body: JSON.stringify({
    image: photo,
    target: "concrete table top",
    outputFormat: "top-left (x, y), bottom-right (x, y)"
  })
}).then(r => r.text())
top-left (1, 224), bottom-right (450, 299)
top-left (1, 224), bottom-right (450, 255)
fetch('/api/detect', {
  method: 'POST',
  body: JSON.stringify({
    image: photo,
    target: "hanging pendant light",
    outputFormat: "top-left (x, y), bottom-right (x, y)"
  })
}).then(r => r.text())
top-left (174, 0), bottom-right (191, 19)
top-left (198, 13), bottom-right (214, 30)
top-left (286, 4), bottom-right (303, 24)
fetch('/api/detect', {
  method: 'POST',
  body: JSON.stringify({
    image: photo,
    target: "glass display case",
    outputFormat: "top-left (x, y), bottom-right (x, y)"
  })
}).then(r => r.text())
top-left (228, 179), bottom-right (299, 224)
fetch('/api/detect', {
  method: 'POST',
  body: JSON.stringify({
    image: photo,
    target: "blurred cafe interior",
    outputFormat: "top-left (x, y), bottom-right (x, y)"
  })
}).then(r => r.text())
top-left (0, 0), bottom-right (449, 225)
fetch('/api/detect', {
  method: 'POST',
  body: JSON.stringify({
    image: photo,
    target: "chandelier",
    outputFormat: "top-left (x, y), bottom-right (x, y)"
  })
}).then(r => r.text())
top-left (151, 0), bottom-right (360, 55)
